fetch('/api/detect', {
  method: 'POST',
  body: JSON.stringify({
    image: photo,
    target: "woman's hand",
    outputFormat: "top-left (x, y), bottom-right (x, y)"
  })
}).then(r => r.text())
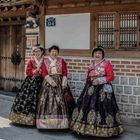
top-left (32, 69), bottom-right (38, 75)
top-left (51, 81), bottom-right (57, 87)
top-left (92, 79), bottom-right (99, 86)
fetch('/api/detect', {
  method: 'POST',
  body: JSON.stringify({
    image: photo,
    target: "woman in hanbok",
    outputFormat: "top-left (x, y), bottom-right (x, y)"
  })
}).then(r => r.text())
top-left (9, 45), bottom-right (47, 126)
top-left (36, 45), bottom-right (75, 129)
top-left (71, 46), bottom-right (124, 137)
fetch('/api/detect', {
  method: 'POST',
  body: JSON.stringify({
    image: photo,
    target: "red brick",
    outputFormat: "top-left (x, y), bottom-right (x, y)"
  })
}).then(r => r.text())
top-left (68, 62), bottom-right (77, 66)
top-left (111, 61), bottom-right (120, 64)
top-left (121, 61), bottom-right (130, 64)
top-left (82, 60), bottom-right (90, 63)
top-left (65, 59), bottom-right (73, 62)
top-left (77, 70), bottom-right (86, 73)
top-left (113, 68), bottom-right (120, 72)
top-left (81, 67), bottom-right (89, 70)
top-left (126, 73), bottom-right (135, 76)
top-left (136, 66), bottom-right (140, 69)
top-left (74, 59), bottom-right (81, 62)
top-left (73, 66), bottom-right (81, 69)
top-left (67, 66), bottom-right (72, 69)
top-left (131, 70), bottom-right (140, 73)
top-left (121, 69), bottom-right (130, 72)
top-left (78, 63), bottom-right (86, 66)
top-left (69, 70), bottom-right (77, 72)
top-left (126, 65), bottom-right (136, 68)
top-left (131, 61), bottom-right (140, 65)
top-left (116, 65), bottom-right (125, 68)
top-left (115, 72), bottom-right (125, 76)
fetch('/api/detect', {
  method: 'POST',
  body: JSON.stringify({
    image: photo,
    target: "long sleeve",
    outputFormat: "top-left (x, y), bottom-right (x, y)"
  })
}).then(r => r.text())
top-left (62, 59), bottom-right (68, 87)
top-left (41, 62), bottom-right (48, 79)
top-left (97, 61), bottom-right (114, 84)
top-left (26, 60), bottom-right (33, 76)
top-left (62, 59), bottom-right (67, 76)
top-left (105, 61), bottom-right (114, 83)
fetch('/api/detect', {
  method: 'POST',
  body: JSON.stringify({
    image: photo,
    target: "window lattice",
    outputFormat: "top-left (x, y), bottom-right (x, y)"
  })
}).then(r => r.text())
top-left (97, 15), bottom-right (114, 48)
top-left (120, 14), bottom-right (137, 48)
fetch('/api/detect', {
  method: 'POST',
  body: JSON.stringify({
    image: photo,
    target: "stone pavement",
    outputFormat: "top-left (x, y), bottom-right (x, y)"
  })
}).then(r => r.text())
top-left (0, 93), bottom-right (140, 140)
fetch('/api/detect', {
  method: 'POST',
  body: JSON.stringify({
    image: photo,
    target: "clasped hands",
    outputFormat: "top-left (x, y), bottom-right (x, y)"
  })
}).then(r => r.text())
top-left (32, 68), bottom-right (41, 75)
top-left (50, 81), bottom-right (66, 89)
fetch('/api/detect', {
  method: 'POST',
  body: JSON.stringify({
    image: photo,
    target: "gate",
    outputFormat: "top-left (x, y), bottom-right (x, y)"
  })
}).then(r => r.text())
top-left (0, 25), bottom-right (25, 91)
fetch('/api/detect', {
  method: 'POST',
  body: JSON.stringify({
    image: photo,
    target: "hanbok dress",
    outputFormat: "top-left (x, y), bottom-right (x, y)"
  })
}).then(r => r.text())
top-left (9, 57), bottom-right (47, 125)
top-left (71, 59), bottom-right (124, 137)
top-left (36, 57), bottom-right (75, 129)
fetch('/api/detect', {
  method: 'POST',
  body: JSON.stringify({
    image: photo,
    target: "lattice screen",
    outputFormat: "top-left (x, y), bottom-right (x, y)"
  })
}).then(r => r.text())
top-left (97, 14), bottom-right (115, 48)
top-left (120, 13), bottom-right (137, 48)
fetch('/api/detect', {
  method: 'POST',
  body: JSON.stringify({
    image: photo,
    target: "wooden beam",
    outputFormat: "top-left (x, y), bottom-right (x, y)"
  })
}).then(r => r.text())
top-left (0, 7), bottom-right (35, 18)
top-left (0, 0), bottom-right (34, 7)
top-left (0, 20), bottom-right (26, 26)
top-left (46, 3), bottom-right (140, 14)
top-left (39, 3), bottom-right (46, 47)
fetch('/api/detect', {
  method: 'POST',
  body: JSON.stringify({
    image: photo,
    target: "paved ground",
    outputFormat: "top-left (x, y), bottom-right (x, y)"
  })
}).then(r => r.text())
top-left (0, 93), bottom-right (140, 140)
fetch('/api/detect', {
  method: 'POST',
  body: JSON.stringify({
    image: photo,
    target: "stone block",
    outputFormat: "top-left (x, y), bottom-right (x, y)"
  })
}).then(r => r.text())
top-left (118, 103), bottom-right (123, 112)
top-left (133, 105), bottom-right (140, 113)
top-left (69, 81), bottom-right (75, 90)
top-left (121, 95), bottom-right (128, 103)
top-left (124, 104), bottom-right (132, 113)
top-left (73, 73), bottom-right (79, 81)
top-left (138, 96), bottom-right (140, 104)
top-left (67, 73), bottom-right (72, 80)
top-left (112, 76), bottom-right (119, 84)
top-left (129, 77), bottom-right (137, 85)
top-left (124, 86), bottom-right (132, 95)
top-left (133, 87), bottom-right (140, 95)
top-left (116, 85), bottom-right (123, 94)
top-left (120, 77), bottom-right (128, 85)
top-left (75, 82), bottom-right (84, 90)
top-left (80, 73), bottom-right (87, 81)
top-left (129, 96), bottom-right (137, 104)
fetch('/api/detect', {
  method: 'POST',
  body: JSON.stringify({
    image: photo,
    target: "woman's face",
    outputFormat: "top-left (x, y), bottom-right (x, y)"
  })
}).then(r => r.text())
top-left (34, 48), bottom-right (43, 59)
top-left (93, 50), bottom-right (103, 62)
top-left (49, 49), bottom-right (59, 59)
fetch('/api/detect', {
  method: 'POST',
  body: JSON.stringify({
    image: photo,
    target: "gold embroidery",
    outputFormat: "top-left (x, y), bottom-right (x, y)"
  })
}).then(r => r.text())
top-left (71, 122), bottom-right (124, 137)
top-left (77, 110), bottom-right (83, 122)
top-left (72, 108), bottom-right (79, 121)
top-left (88, 86), bottom-right (94, 96)
top-left (9, 111), bottom-right (35, 125)
top-left (106, 114), bottom-right (114, 127)
top-left (87, 110), bottom-right (96, 125)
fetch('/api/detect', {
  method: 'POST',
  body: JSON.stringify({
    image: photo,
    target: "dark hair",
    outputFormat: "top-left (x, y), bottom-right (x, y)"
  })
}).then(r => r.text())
top-left (39, 47), bottom-right (45, 55)
top-left (33, 44), bottom-right (45, 55)
top-left (48, 45), bottom-right (59, 53)
top-left (92, 45), bottom-right (105, 58)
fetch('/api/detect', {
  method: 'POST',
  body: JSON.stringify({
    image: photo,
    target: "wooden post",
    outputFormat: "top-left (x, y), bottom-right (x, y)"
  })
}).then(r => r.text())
top-left (39, 2), bottom-right (46, 48)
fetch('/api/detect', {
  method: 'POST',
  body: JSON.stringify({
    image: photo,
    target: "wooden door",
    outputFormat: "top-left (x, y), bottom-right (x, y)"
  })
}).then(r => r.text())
top-left (0, 25), bottom-right (25, 92)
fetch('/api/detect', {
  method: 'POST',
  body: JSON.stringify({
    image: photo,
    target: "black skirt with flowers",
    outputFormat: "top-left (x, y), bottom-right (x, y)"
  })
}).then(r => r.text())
top-left (71, 80), bottom-right (124, 137)
top-left (9, 76), bottom-right (43, 126)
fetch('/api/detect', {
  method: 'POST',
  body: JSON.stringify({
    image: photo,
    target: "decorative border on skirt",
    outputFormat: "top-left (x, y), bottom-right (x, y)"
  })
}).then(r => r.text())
top-left (9, 111), bottom-right (35, 126)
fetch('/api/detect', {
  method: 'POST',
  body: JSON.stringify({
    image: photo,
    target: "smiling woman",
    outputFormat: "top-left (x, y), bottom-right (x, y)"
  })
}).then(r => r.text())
top-left (9, 44), bottom-right (47, 126)
top-left (71, 46), bottom-right (124, 137)
top-left (36, 45), bottom-right (75, 129)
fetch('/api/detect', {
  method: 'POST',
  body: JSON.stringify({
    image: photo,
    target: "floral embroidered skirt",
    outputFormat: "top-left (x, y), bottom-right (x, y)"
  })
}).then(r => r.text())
top-left (9, 76), bottom-right (43, 126)
top-left (71, 80), bottom-right (124, 137)
top-left (36, 75), bottom-right (75, 129)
